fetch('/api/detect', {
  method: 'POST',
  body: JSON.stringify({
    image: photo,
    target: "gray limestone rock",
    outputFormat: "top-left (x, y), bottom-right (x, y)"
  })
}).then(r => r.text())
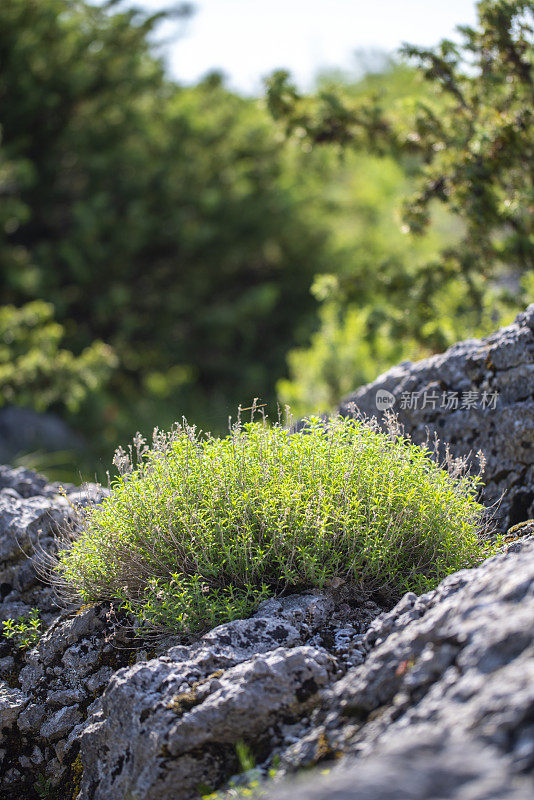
top-left (269, 538), bottom-right (534, 800)
top-left (39, 704), bottom-right (82, 742)
top-left (0, 682), bottom-right (28, 740)
top-left (268, 736), bottom-right (534, 800)
top-left (74, 599), bottom-right (337, 800)
top-left (0, 466), bottom-right (106, 628)
top-left (77, 644), bottom-right (335, 800)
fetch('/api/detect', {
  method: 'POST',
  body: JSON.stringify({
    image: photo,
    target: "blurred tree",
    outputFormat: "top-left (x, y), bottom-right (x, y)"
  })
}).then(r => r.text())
top-left (0, 301), bottom-right (116, 412)
top-left (0, 0), bottom-right (330, 449)
top-left (267, 1), bottom-right (533, 415)
top-left (267, 0), bottom-right (533, 350)
top-left (273, 63), bottom-right (466, 413)
top-left (400, 0), bottom-right (533, 324)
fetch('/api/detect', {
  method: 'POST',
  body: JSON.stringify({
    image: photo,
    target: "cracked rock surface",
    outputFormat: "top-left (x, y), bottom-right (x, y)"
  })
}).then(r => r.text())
top-left (0, 465), bottom-right (106, 627)
top-left (0, 468), bottom-right (112, 797)
top-left (73, 592), bottom-right (379, 800)
top-left (267, 535), bottom-right (534, 800)
top-left (338, 304), bottom-right (534, 530)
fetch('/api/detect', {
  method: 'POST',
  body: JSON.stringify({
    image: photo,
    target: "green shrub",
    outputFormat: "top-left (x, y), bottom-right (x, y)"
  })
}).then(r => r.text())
top-left (56, 413), bottom-right (496, 635)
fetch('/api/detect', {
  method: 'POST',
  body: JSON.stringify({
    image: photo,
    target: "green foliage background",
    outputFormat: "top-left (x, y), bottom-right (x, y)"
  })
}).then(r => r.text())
top-left (0, 300), bottom-right (115, 411)
top-left (0, 0), bottom-right (331, 460)
top-left (0, 0), bottom-right (532, 475)
top-left (269, 0), bottom-right (533, 415)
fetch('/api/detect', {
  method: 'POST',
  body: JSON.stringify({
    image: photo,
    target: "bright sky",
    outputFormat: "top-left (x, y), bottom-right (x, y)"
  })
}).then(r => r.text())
top-left (130, 0), bottom-right (479, 94)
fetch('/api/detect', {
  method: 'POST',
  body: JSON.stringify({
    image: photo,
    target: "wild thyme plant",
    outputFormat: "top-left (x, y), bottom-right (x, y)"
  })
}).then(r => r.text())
top-left (55, 412), bottom-right (496, 635)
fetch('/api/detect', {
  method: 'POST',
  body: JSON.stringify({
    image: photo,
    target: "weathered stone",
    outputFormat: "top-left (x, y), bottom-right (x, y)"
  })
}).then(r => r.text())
top-left (43, 594), bottom-right (340, 797)
top-left (0, 656), bottom-right (15, 677)
top-left (270, 538), bottom-right (534, 800)
top-left (0, 682), bottom-right (28, 739)
top-left (268, 736), bottom-right (534, 800)
top-left (40, 704), bottom-right (82, 742)
top-left (16, 702), bottom-right (47, 734)
top-left (20, 606), bottom-right (106, 678)
top-left (77, 644), bottom-right (335, 800)
top-left (0, 465), bottom-right (58, 499)
top-left (47, 687), bottom-right (86, 706)
top-left (85, 666), bottom-right (114, 694)
top-left (0, 492), bottom-right (70, 567)
top-left (0, 467), bottom-right (106, 633)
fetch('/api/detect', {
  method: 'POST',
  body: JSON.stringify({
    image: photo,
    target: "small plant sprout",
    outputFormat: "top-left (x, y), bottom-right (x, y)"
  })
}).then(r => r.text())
top-left (2, 608), bottom-right (43, 650)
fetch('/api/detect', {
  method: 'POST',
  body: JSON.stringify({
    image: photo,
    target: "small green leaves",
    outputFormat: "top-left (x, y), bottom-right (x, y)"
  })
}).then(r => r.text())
top-left (2, 608), bottom-right (43, 650)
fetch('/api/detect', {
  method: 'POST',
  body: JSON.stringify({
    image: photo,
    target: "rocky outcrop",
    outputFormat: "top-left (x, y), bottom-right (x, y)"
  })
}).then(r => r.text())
top-left (2, 581), bottom-right (380, 798)
top-left (1, 604), bottom-right (139, 794)
top-left (270, 738), bottom-right (534, 800)
top-left (0, 468), bottom-right (109, 795)
top-left (3, 518), bottom-right (532, 800)
top-left (266, 534), bottom-right (534, 799)
top-left (1, 363), bottom-right (533, 800)
top-left (75, 598), bottom-right (338, 800)
top-left (338, 305), bottom-right (534, 530)
top-left (0, 466), bottom-right (105, 627)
